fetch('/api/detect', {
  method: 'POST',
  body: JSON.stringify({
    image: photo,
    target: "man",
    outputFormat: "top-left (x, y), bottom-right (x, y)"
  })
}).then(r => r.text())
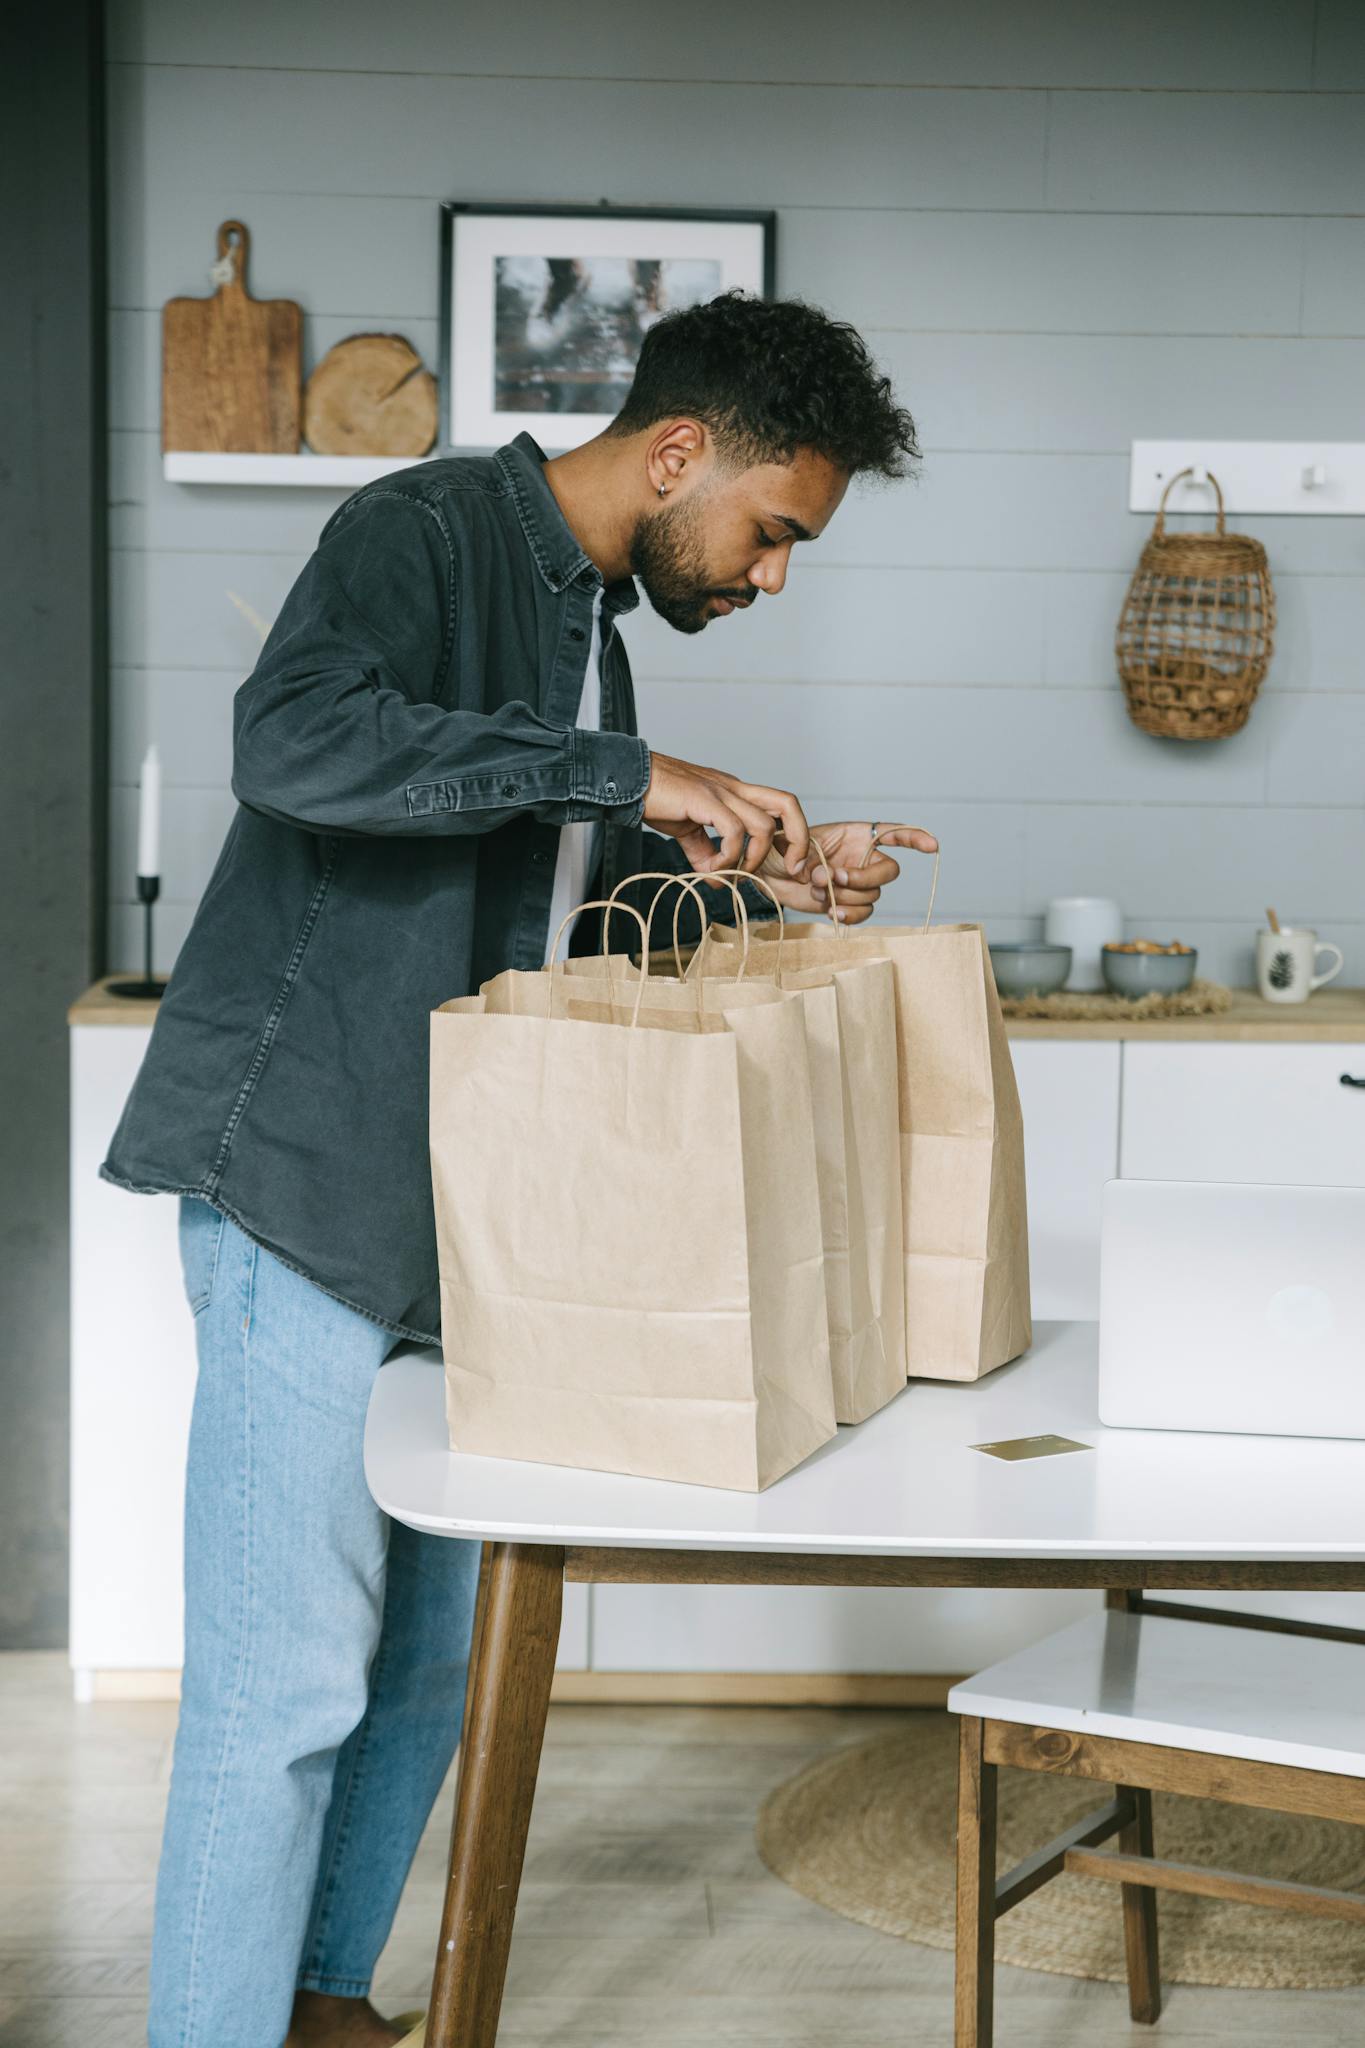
top-left (103, 290), bottom-right (935, 2048)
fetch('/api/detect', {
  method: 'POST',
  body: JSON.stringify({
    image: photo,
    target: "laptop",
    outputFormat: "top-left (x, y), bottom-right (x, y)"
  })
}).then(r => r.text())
top-left (1098, 1179), bottom-right (1365, 1440)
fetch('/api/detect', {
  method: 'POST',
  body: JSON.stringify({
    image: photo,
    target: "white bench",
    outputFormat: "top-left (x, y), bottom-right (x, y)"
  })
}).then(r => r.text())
top-left (947, 1598), bottom-right (1365, 2045)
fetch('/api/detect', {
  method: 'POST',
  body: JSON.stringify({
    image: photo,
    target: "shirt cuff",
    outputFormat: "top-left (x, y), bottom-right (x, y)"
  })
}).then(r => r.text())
top-left (570, 729), bottom-right (651, 827)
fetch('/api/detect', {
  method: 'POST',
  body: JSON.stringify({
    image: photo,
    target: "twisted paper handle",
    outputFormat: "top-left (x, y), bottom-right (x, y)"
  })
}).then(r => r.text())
top-left (592, 869), bottom-right (750, 980)
top-left (547, 898), bottom-right (652, 1026)
top-left (676, 868), bottom-right (787, 979)
top-left (833, 828), bottom-right (941, 936)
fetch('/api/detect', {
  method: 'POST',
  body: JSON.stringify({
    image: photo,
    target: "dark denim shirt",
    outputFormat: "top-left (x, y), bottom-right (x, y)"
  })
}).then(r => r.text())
top-left (102, 433), bottom-right (771, 1344)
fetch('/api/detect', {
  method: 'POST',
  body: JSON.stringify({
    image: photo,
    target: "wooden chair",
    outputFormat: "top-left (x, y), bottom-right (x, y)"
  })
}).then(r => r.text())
top-left (947, 1591), bottom-right (1365, 2046)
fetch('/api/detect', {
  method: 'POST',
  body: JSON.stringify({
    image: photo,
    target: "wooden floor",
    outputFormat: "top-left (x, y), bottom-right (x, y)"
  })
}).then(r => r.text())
top-left (2, 1652), bottom-right (1362, 2046)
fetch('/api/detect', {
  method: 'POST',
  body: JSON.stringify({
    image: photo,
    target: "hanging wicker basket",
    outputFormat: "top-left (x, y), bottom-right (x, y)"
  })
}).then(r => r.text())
top-left (1116, 467), bottom-right (1275, 741)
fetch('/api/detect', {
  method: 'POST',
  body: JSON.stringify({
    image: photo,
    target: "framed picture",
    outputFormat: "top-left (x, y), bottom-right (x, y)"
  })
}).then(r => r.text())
top-left (438, 202), bottom-right (776, 452)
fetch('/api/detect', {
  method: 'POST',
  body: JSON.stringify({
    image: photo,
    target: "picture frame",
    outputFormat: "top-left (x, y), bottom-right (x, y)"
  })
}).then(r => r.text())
top-left (438, 202), bottom-right (777, 453)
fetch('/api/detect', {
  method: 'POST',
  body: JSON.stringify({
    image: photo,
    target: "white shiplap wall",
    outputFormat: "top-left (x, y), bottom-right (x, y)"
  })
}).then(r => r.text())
top-left (106, 1), bottom-right (1365, 981)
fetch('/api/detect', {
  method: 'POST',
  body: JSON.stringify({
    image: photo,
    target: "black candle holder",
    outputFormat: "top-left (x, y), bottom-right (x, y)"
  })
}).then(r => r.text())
top-left (107, 875), bottom-right (169, 1000)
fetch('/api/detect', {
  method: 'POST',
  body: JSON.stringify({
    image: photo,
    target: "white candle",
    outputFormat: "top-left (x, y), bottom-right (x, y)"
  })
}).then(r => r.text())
top-left (136, 743), bottom-right (162, 879)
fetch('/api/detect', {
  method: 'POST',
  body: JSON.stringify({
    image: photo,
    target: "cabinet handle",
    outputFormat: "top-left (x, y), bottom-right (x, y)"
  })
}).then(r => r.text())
top-left (1341, 1074), bottom-right (1365, 1089)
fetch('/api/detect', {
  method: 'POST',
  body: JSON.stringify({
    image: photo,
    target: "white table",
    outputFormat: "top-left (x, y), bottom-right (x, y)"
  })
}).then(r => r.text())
top-left (363, 1319), bottom-right (1365, 2046)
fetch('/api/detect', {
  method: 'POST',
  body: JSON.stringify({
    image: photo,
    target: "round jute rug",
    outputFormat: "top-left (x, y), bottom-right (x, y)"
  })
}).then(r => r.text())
top-left (755, 1715), bottom-right (1365, 1990)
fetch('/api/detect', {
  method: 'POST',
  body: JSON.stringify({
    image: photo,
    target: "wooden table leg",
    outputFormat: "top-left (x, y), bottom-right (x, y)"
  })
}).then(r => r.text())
top-left (1117, 1784), bottom-right (1162, 2024)
top-left (1104, 1585), bottom-right (1161, 2020)
top-left (426, 1541), bottom-right (564, 2047)
top-left (955, 1714), bottom-right (998, 2048)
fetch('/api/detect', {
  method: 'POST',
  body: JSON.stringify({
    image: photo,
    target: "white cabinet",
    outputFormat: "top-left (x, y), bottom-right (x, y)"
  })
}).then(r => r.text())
top-left (1122, 1043), bottom-right (1365, 1187)
top-left (68, 1012), bottom-right (589, 1695)
top-left (1012, 1041), bottom-right (1120, 1320)
top-left (70, 1025), bottom-right (194, 1682)
top-left (1119, 1038), bottom-right (1365, 1638)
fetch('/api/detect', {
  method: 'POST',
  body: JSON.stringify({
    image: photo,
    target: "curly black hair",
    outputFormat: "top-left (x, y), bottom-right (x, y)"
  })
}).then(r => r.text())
top-left (608, 290), bottom-right (919, 481)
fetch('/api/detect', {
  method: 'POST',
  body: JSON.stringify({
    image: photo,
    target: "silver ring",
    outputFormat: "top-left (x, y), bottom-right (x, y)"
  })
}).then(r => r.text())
top-left (868, 821), bottom-right (881, 840)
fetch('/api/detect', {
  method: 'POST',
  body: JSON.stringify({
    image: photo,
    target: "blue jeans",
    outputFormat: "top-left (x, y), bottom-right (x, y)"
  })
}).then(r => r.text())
top-left (149, 1198), bottom-right (481, 2048)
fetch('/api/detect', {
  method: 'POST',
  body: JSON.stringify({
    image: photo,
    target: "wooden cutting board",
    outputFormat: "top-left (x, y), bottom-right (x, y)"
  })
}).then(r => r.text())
top-left (162, 220), bottom-right (301, 452)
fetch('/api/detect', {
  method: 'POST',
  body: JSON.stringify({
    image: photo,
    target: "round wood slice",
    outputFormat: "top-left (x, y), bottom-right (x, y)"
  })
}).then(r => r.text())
top-left (303, 333), bottom-right (438, 456)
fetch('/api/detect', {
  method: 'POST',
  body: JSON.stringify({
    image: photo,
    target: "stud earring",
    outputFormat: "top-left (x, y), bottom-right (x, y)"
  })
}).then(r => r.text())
top-left (657, 483), bottom-right (668, 497)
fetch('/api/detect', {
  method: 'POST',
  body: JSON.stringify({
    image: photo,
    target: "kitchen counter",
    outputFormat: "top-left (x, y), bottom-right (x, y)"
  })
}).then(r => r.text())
top-left (1001, 984), bottom-right (1365, 1042)
top-left (70, 977), bottom-right (1365, 1042)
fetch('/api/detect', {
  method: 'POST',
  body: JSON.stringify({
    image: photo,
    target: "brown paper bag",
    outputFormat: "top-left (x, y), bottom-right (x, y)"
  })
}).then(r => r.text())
top-left (766, 956), bottom-right (905, 1420)
top-left (573, 869), bottom-right (906, 1421)
top-left (700, 854), bottom-right (1031, 1382)
top-left (429, 901), bottom-right (835, 1491)
top-left (663, 875), bottom-right (905, 1423)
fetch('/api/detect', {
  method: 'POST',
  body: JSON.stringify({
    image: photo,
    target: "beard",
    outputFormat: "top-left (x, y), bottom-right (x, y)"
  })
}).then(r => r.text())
top-left (628, 493), bottom-right (749, 635)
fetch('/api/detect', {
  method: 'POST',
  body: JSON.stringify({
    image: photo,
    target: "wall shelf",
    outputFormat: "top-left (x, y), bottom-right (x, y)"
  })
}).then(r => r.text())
top-left (162, 452), bottom-right (429, 487)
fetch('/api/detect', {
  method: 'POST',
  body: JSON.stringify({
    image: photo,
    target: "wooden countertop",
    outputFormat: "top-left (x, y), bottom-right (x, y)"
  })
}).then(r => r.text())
top-left (68, 977), bottom-right (1365, 1042)
top-left (69, 976), bottom-right (171, 1026)
top-left (1002, 984), bottom-right (1365, 1042)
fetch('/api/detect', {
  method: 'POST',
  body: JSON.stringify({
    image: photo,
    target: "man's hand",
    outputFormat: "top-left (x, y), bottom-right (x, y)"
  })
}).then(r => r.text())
top-left (758, 820), bottom-right (939, 926)
top-left (643, 752), bottom-right (811, 879)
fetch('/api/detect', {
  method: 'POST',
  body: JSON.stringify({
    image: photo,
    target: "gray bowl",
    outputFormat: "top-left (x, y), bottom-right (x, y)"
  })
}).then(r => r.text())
top-left (1101, 946), bottom-right (1197, 997)
top-left (988, 942), bottom-right (1073, 998)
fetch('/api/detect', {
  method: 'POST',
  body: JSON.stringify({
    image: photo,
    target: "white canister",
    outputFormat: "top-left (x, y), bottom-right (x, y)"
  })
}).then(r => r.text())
top-left (1043, 897), bottom-right (1122, 993)
top-left (1256, 927), bottom-right (1344, 1005)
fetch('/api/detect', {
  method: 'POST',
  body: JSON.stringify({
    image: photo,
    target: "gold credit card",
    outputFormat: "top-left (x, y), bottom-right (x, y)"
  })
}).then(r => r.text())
top-left (971, 1433), bottom-right (1093, 1462)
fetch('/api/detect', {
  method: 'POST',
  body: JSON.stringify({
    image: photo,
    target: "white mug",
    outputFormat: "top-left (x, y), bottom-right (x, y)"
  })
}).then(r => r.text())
top-left (1256, 927), bottom-right (1344, 1005)
top-left (1043, 896), bottom-right (1122, 993)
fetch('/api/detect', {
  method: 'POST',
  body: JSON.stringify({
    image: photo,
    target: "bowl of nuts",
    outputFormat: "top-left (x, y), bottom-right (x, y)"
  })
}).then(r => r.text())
top-left (1102, 939), bottom-right (1197, 997)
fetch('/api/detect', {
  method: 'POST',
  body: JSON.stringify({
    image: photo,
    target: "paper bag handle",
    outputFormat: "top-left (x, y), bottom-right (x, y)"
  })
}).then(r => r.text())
top-left (851, 828), bottom-right (941, 935)
top-left (591, 869), bottom-right (750, 979)
top-left (547, 898), bottom-right (652, 1026)
top-left (677, 867), bottom-right (786, 979)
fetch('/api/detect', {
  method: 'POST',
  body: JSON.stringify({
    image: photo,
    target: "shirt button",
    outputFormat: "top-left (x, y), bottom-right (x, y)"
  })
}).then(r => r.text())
top-left (531, 849), bottom-right (549, 866)
top-left (502, 781), bottom-right (520, 798)
top-left (604, 779), bottom-right (619, 798)
top-left (569, 626), bottom-right (586, 643)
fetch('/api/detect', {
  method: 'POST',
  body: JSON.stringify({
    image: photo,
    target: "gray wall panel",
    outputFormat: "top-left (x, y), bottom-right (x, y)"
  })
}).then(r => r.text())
top-left (1022, 803), bottom-right (1365, 924)
top-left (634, 680), bottom-right (1271, 805)
top-left (106, 2), bottom-right (1364, 1041)
top-left (1046, 91), bottom-right (1365, 216)
top-left (1315, 2), bottom-right (1365, 89)
top-left (106, 0), bottom-right (1317, 92)
top-left (871, 332), bottom-right (1365, 450)
top-left (627, 570), bottom-right (1047, 684)
top-left (1262, 693), bottom-right (1365, 806)
top-left (111, 668), bottom-right (239, 783)
top-left (110, 549), bottom-right (306, 668)
top-left (781, 210), bottom-right (1308, 335)
top-left (1302, 219), bottom-right (1365, 335)
top-left (113, 65), bottom-right (1049, 213)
